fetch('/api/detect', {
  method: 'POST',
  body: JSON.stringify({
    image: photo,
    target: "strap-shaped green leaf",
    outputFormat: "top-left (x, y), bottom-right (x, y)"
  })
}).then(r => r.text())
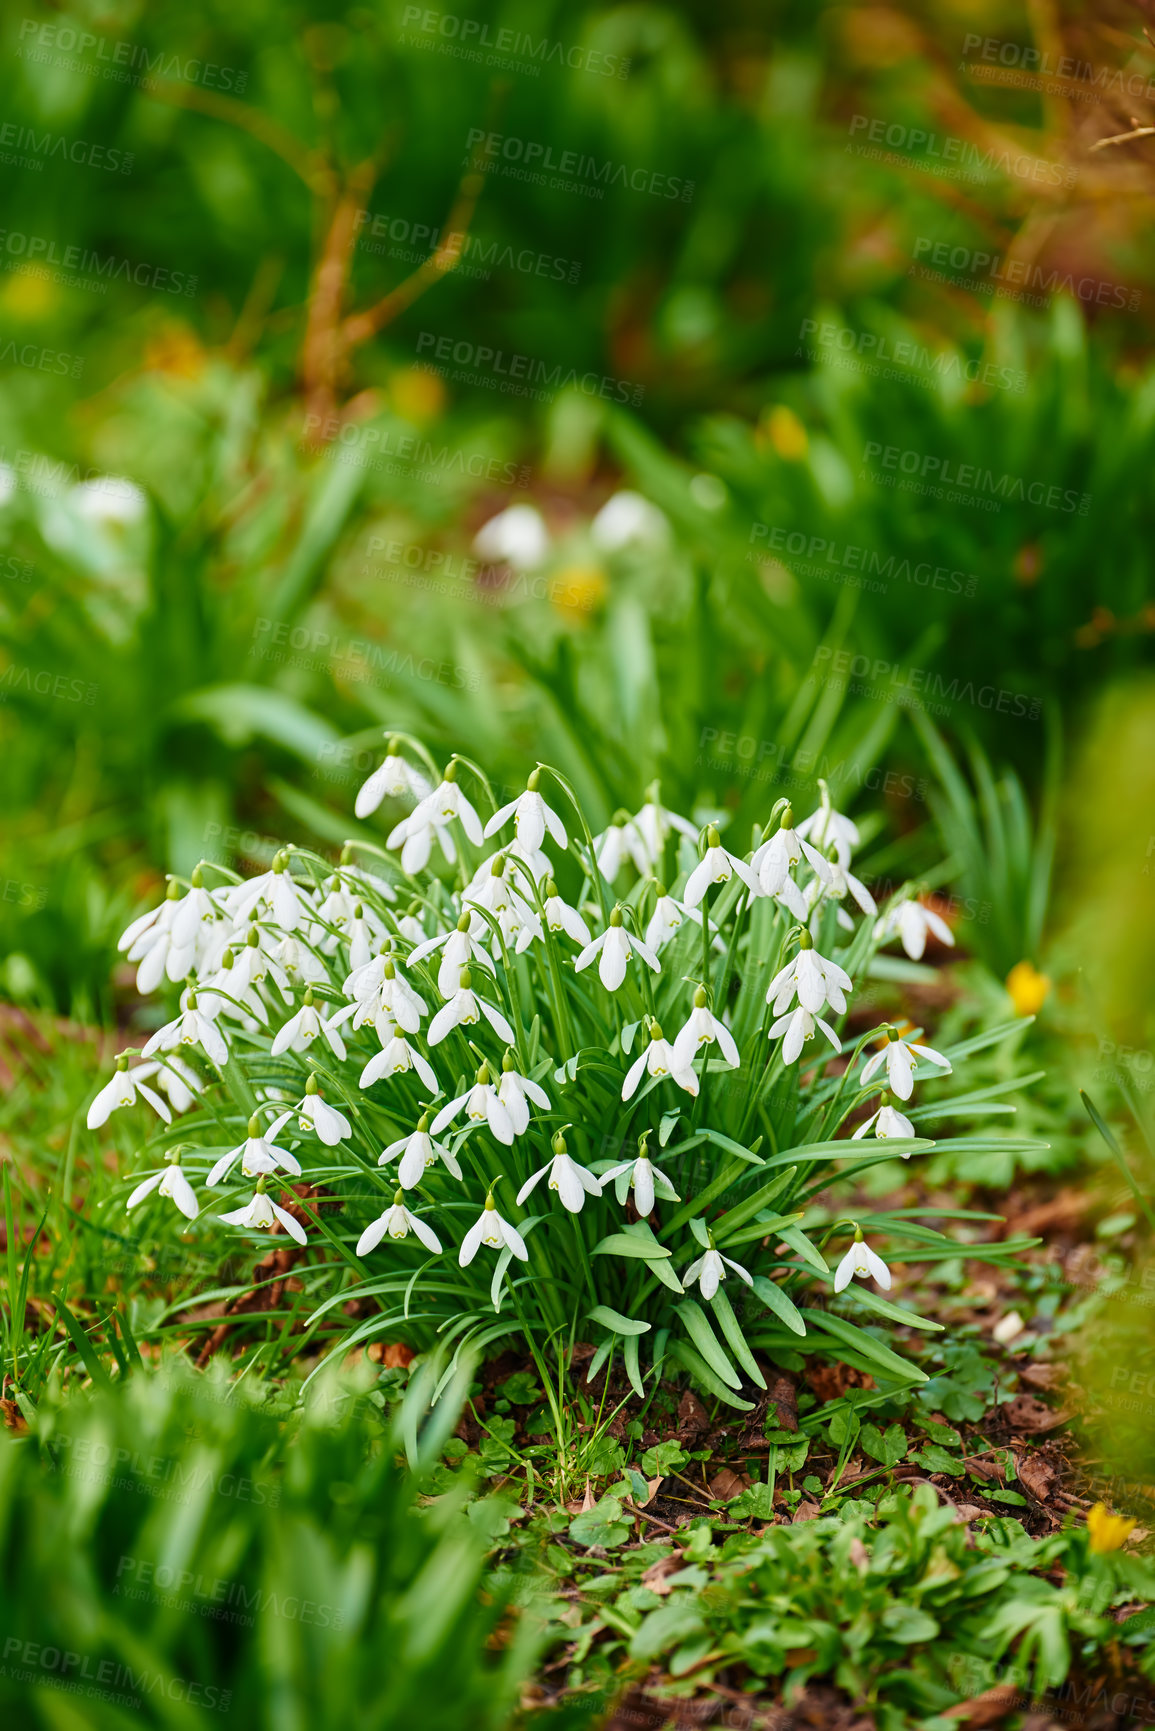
top-left (750, 1274), bottom-right (807, 1336)
top-left (588, 1305), bottom-right (651, 1337)
top-left (801, 1309), bottom-right (927, 1383)
top-left (665, 1337), bottom-right (754, 1411)
top-left (709, 1286), bottom-right (766, 1388)
top-left (675, 1299), bottom-right (741, 1389)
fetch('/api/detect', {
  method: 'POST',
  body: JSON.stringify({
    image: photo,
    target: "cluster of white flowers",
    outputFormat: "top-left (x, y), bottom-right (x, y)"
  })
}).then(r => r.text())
top-left (90, 745), bottom-right (959, 1304)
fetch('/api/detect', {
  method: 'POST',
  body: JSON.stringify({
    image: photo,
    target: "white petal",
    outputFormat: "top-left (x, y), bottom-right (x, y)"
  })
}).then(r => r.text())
top-left (516, 1165), bottom-right (549, 1205)
top-left (356, 1214), bottom-right (391, 1255)
top-left (270, 1199), bottom-right (308, 1245)
top-left (408, 1212), bottom-right (443, 1254)
top-left (125, 1171), bottom-right (164, 1210)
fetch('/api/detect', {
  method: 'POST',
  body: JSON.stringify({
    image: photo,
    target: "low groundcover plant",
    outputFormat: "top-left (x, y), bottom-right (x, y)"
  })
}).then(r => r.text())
top-left (87, 735), bottom-right (1039, 1413)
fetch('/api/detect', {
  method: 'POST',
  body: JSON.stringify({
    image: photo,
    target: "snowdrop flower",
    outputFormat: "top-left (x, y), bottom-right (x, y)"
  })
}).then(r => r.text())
top-left (295, 1073), bottom-right (351, 1145)
top-left (408, 912), bottom-right (495, 998)
top-left (170, 866), bottom-right (223, 952)
top-left (601, 1135), bottom-right (680, 1217)
top-left (343, 951), bottom-right (427, 1032)
top-left (875, 897), bottom-right (955, 961)
top-left (852, 1092), bottom-right (916, 1146)
top-left (833, 1228), bottom-right (891, 1292)
top-left (381, 1111), bottom-right (462, 1187)
top-left (427, 967), bottom-right (515, 1046)
top-left (590, 490), bottom-right (668, 552)
top-left (219, 1175), bottom-right (307, 1245)
top-left (575, 907), bottom-right (660, 992)
top-left (484, 767), bottom-right (568, 852)
top-left (408, 759), bottom-right (484, 846)
top-left (126, 1149), bottom-right (199, 1221)
top-left (207, 1113), bottom-right (300, 1186)
top-left (357, 1189), bottom-right (442, 1256)
top-left (473, 503), bottom-right (550, 570)
top-left (622, 1020), bottom-right (699, 1102)
top-left (522, 878), bottom-right (589, 950)
top-left (593, 813), bottom-right (642, 880)
top-left (861, 1027), bottom-right (951, 1102)
top-left (770, 1004), bottom-right (841, 1067)
top-left (795, 780), bottom-right (859, 868)
top-left (432, 1061), bottom-right (515, 1144)
top-left (354, 738), bottom-right (432, 819)
top-left (386, 803), bottom-right (456, 875)
top-left (683, 1240), bottom-right (752, 1302)
top-left (766, 931), bottom-right (853, 1017)
top-left (88, 1054), bottom-right (172, 1128)
top-left (751, 805), bottom-right (831, 899)
top-left (230, 852), bottom-right (314, 932)
top-left (629, 784), bottom-right (698, 875)
top-left (145, 1054), bottom-right (201, 1116)
top-left (811, 858), bottom-right (877, 936)
top-left (644, 884), bottom-right (706, 952)
top-left (359, 1030), bottom-right (439, 1093)
top-left (673, 985), bottom-right (740, 1070)
top-left (683, 826), bottom-right (758, 909)
top-left (517, 1129), bottom-right (602, 1213)
top-left (199, 944), bottom-right (261, 1019)
top-left (119, 882), bottom-right (196, 993)
top-left (496, 1051), bottom-right (550, 1135)
top-left (463, 854), bottom-right (539, 949)
top-left (459, 1189), bottom-right (529, 1264)
top-left (271, 988), bottom-right (348, 1060)
top-left (142, 989), bottom-right (229, 1067)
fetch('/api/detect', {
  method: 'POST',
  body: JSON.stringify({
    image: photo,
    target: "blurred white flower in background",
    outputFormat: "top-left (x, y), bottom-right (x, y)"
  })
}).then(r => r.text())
top-left (71, 476), bottom-right (148, 526)
top-left (472, 503), bottom-right (550, 570)
top-left (590, 490), bottom-right (668, 551)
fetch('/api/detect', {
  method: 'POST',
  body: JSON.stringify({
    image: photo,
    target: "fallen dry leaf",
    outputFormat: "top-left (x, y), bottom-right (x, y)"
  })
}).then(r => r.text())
top-left (848, 1536), bottom-right (870, 1569)
top-left (676, 1389), bottom-right (711, 1438)
top-left (944, 1683), bottom-right (1026, 1724)
top-left (0, 1399), bottom-right (28, 1435)
top-left (792, 1500), bottom-right (822, 1523)
top-left (708, 1467), bottom-right (752, 1502)
top-left (951, 1504), bottom-right (989, 1522)
top-left (1015, 1454), bottom-right (1056, 1503)
top-left (640, 1554), bottom-right (684, 1596)
top-left (1003, 1393), bottom-right (1066, 1433)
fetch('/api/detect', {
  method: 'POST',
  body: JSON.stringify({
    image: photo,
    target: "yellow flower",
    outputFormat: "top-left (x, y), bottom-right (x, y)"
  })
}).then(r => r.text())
top-left (757, 405), bottom-right (808, 461)
top-left (1086, 1502), bottom-right (1136, 1553)
top-left (550, 564), bottom-right (607, 621)
top-left (1005, 959), bottom-right (1050, 1017)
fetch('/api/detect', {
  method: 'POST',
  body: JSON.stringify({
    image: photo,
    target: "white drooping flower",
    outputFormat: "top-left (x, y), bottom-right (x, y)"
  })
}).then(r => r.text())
top-left (683, 826), bottom-right (758, 909)
top-left (294, 1075), bottom-right (352, 1145)
top-left (119, 882), bottom-right (196, 993)
top-left (408, 913), bottom-right (495, 998)
top-left (431, 1062), bottom-right (514, 1144)
top-left (672, 986), bottom-right (740, 1071)
top-left (795, 780), bottom-right (859, 868)
top-left (622, 1020), bottom-right (699, 1102)
top-left (766, 933), bottom-right (853, 1018)
top-left (71, 475), bottom-right (147, 525)
top-left (427, 967), bottom-right (515, 1046)
top-left (411, 762), bottom-right (485, 845)
top-left (342, 951), bottom-right (427, 1032)
top-left (750, 804), bottom-right (831, 899)
top-left (386, 804), bottom-right (457, 875)
top-left (459, 1193), bottom-right (529, 1264)
top-left (354, 737), bottom-right (433, 819)
top-left (382, 1111), bottom-right (463, 1188)
top-left (145, 1054), bottom-right (201, 1116)
top-left (770, 1004), bottom-right (842, 1066)
top-left (810, 858), bottom-right (878, 936)
top-left (484, 768), bottom-right (568, 853)
top-left (593, 814), bottom-right (643, 881)
top-left (472, 503), bottom-right (550, 570)
top-left (126, 1153), bottom-right (199, 1221)
top-left (88, 1054), bottom-right (173, 1129)
top-left (852, 1093), bottom-right (916, 1147)
top-left (644, 885), bottom-right (706, 952)
top-left (833, 1231), bottom-right (891, 1292)
top-left (517, 1131), bottom-right (602, 1213)
top-left (207, 1112), bottom-right (300, 1186)
top-left (462, 854), bottom-right (539, 950)
top-left (526, 879), bottom-right (589, 949)
top-left (359, 1030), bottom-right (439, 1093)
top-left (142, 990), bottom-right (229, 1068)
top-left (575, 907), bottom-right (660, 992)
top-left (590, 490), bottom-right (668, 552)
top-left (356, 1190), bottom-right (442, 1256)
top-left (218, 1177), bottom-right (307, 1245)
top-left (683, 1243), bottom-right (752, 1302)
top-left (271, 989), bottom-right (348, 1060)
top-left (628, 785), bottom-right (698, 875)
top-left (601, 1141), bottom-right (680, 1217)
top-left (860, 1028), bottom-right (951, 1101)
top-left (875, 897), bottom-right (955, 961)
top-left (496, 1054), bottom-right (550, 1136)
top-left (228, 852), bottom-right (314, 932)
